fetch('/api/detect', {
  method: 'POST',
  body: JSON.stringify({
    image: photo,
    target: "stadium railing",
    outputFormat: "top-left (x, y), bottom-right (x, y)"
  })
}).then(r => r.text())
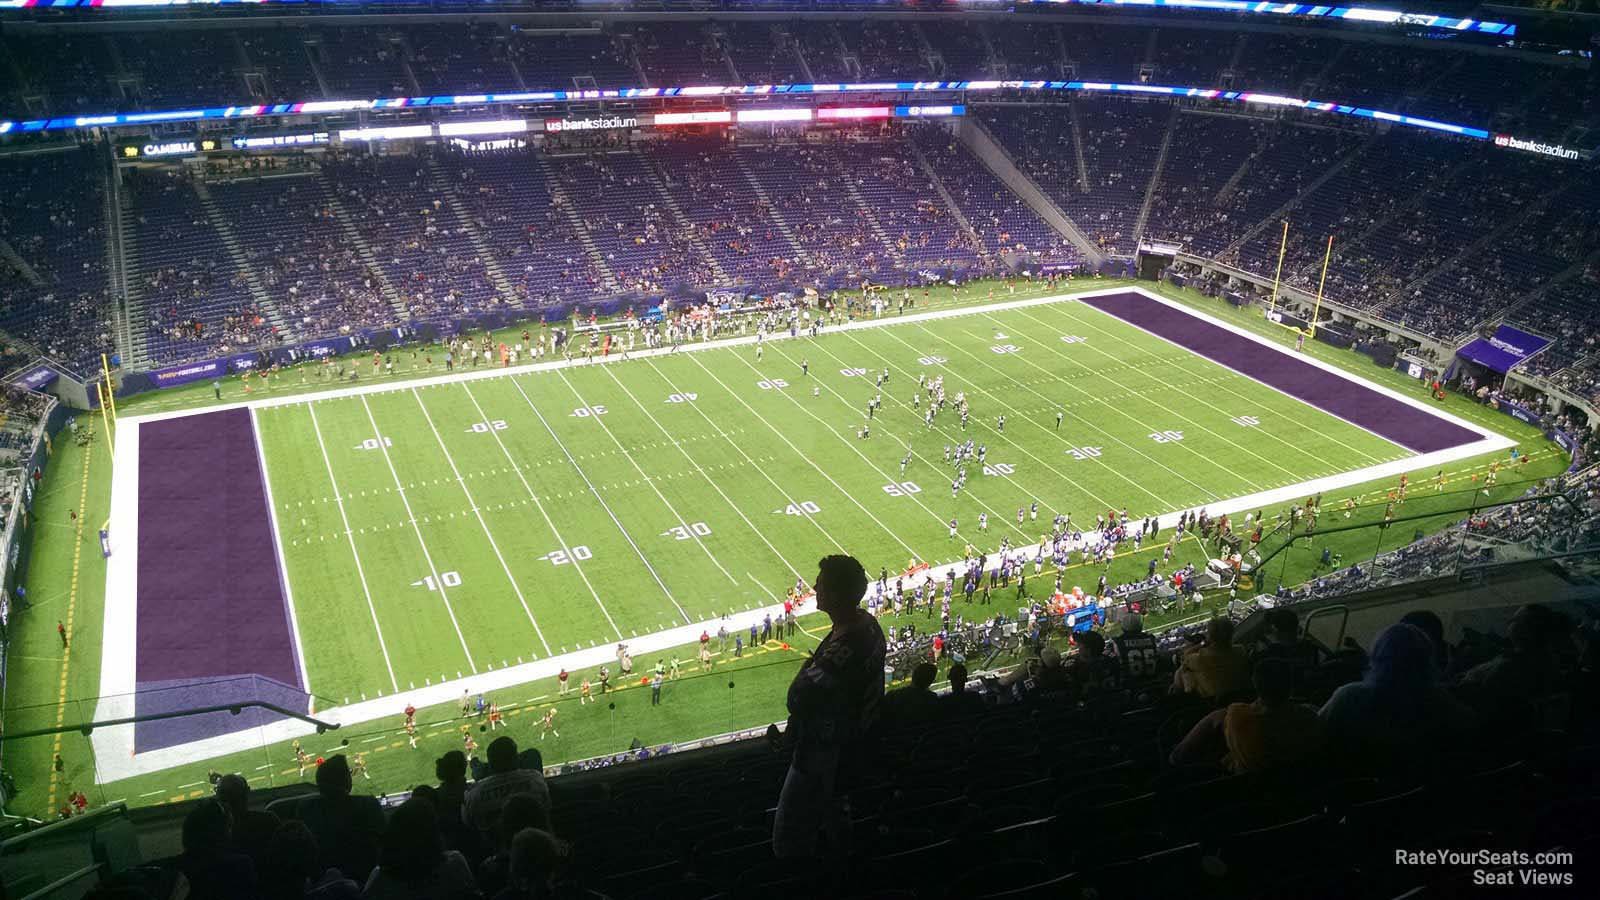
top-left (1247, 484), bottom-right (1600, 602)
top-left (0, 802), bottom-right (140, 900)
top-left (0, 678), bottom-right (338, 826)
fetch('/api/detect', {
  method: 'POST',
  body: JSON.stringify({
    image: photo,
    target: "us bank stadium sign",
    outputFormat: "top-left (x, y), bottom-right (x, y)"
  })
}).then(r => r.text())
top-left (1492, 134), bottom-right (1590, 162)
top-left (545, 115), bottom-right (640, 133)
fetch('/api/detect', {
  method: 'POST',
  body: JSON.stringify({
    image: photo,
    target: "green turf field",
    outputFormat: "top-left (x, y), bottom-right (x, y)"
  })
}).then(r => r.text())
top-left (0, 279), bottom-right (1567, 815)
top-left (257, 293), bottom-right (1410, 703)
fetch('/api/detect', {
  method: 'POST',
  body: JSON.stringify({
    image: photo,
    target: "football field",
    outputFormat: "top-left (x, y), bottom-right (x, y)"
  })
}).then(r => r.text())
top-left (263, 290), bottom-right (1425, 701)
top-left (92, 286), bottom-right (1512, 778)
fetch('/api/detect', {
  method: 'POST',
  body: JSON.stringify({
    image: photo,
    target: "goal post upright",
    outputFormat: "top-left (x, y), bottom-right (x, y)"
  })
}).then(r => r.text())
top-left (1269, 219), bottom-right (1289, 314)
top-left (1309, 234), bottom-right (1333, 339)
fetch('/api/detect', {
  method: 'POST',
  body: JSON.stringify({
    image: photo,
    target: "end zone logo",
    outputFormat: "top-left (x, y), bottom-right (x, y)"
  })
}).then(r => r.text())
top-left (1493, 133), bottom-right (1585, 161)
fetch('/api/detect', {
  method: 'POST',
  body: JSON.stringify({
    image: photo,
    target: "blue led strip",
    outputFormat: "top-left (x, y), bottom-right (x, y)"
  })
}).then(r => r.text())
top-left (0, 81), bottom-right (1494, 141)
top-left (1021, 0), bottom-right (1514, 35)
top-left (0, 0), bottom-right (1516, 30)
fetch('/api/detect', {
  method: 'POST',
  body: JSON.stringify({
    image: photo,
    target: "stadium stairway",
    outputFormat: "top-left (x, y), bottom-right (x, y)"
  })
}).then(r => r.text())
top-left (423, 157), bottom-right (522, 306)
top-left (733, 157), bottom-right (816, 272)
top-left (842, 180), bottom-right (903, 270)
top-left (639, 154), bottom-right (729, 285)
top-left (318, 184), bottom-right (407, 322)
top-left (1065, 100), bottom-right (1091, 194)
top-left (1130, 105), bottom-right (1180, 249)
top-left (190, 180), bottom-right (298, 346)
top-left (535, 154), bottom-right (622, 294)
top-left (1215, 130), bottom-right (1376, 264)
top-left (1376, 179), bottom-right (1567, 316)
top-left (908, 134), bottom-right (985, 256)
top-left (958, 116), bottom-right (1103, 265)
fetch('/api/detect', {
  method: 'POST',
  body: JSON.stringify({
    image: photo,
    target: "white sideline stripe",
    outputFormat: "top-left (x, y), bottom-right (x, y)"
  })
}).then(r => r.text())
top-left (358, 395), bottom-right (479, 673)
top-left (90, 418), bottom-right (140, 762)
top-left (1127, 289), bottom-right (1498, 448)
top-left (555, 369), bottom-right (738, 585)
top-left (251, 408), bottom-right (312, 698)
top-left (308, 403), bottom-right (399, 693)
top-left (410, 388), bottom-right (552, 656)
top-left (114, 286), bottom-right (1141, 427)
top-left (509, 375), bottom-right (693, 626)
top-left (1010, 306), bottom-right (1339, 480)
top-left (94, 287), bottom-right (1520, 780)
top-left (458, 381), bottom-right (623, 639)
top-left (88, 418), bottom-right (1509, 783)
top-left (89, 426), bottom-right (1510, 783)
top-left (1039, 304), bottom-right (1392, 467)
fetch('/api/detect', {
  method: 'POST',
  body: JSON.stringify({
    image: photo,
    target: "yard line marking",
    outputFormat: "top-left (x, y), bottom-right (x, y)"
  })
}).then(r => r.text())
top-left (554, 369), bottom-right (737, 585)
top-left (307, 403), bottom-right (400, 693)
top-left (873, 323), bottom-right (1182, 510)
top-left (1039, 303), bottom-right (1393, 466)
top-left (458, 382), bottom-right (623, 639)
top-left (767, 338), bottom-right (1032, 542)
top-left (736, 347), bottom-right (985, 534)
top-left (641, 358), bottom-right (846, 555)
top-left (410, 388), bottom-right (552, 656)
top-left (509, 375), bottom-right (692, 625)
top-left (1010, 306), bottom-right (1322, 479)
top-left (600, 363), bottom-right (801, 583)
top-left (686, 353), bottom-right (925, 558)
top-left (251, 407), bottom-right (313, 700)
top-left (794, 332), bottom-right (1100, 532)
top-left (964, 316), bottom-right (1264, 490)
top-left (357, 395), bottom-right (478, 673)
top-left (905, 321), bottom-right (1215, 505)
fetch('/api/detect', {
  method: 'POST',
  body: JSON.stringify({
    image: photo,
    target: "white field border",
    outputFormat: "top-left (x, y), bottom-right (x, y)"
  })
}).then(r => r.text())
top-left (91, 286), bottom-right (1518, 782)
top-left (251, 407), bottom-right (312, 697)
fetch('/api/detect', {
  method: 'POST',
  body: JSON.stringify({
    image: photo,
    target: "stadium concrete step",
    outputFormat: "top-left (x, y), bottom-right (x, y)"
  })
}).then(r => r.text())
top-left (843, 179), bottom-right (903, 267)
top-left (422, 157), bottom-right (522, 305)
top-left (1067, 99), bottom-right (1091, 192)
top-left (959, 116), bottom-right (1104, 265)
top-left (734, 157), bottom-right (815, 270)
top-left (909, 135), bottom-right (985, 259)
top-left (191, 179), bottom-right (298, 345)
top-left (321, 186), bottom-right (409, 321)
top-left (1378, 175), bottom-right (1571, 323)
top-left (535, 155), bottom-right (622, 294)
top-left (1218, 129), bottom-right (1377, 262)
top-left (639, 153), bottom-right (728, 283)
top-left (0, 238), bottom-right (42, 287)
top-left (1131, 105), bottom-right (1180, 248)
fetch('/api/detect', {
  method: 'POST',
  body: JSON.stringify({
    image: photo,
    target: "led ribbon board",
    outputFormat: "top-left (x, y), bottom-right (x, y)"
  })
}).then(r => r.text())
top-left (0, 0), bottom-right (1519, 29)
top-left (1, 81), bottom-right (1497, 145)
top-left (1017, 0), bottom-right (1515, 35)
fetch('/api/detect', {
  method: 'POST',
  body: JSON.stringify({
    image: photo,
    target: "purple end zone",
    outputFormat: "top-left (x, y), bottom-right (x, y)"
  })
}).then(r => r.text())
top-left (1080, 292), bottom-right (1484, 454)
top-left (135, 408), bottom-right (306, 752)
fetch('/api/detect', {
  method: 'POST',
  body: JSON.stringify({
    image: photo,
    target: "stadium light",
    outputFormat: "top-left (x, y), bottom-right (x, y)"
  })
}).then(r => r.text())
top-left (437, 119), bottom-right (528, 136)
top-left (735, 109), bottom-right (814, 124)
top-left (654, 111), bottom-right (733, 126)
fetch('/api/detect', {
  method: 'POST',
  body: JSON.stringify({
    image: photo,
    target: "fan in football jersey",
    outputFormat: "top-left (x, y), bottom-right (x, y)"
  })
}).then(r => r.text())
top-left (1112, 613), bottom-right (1162, 682)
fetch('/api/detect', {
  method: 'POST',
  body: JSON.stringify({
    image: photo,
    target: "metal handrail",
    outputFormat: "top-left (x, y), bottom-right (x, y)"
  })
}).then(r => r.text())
top-left (0, 702), bottom-right (339, 744)
top-left (1249, 489), bottom-right (1578, 579)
